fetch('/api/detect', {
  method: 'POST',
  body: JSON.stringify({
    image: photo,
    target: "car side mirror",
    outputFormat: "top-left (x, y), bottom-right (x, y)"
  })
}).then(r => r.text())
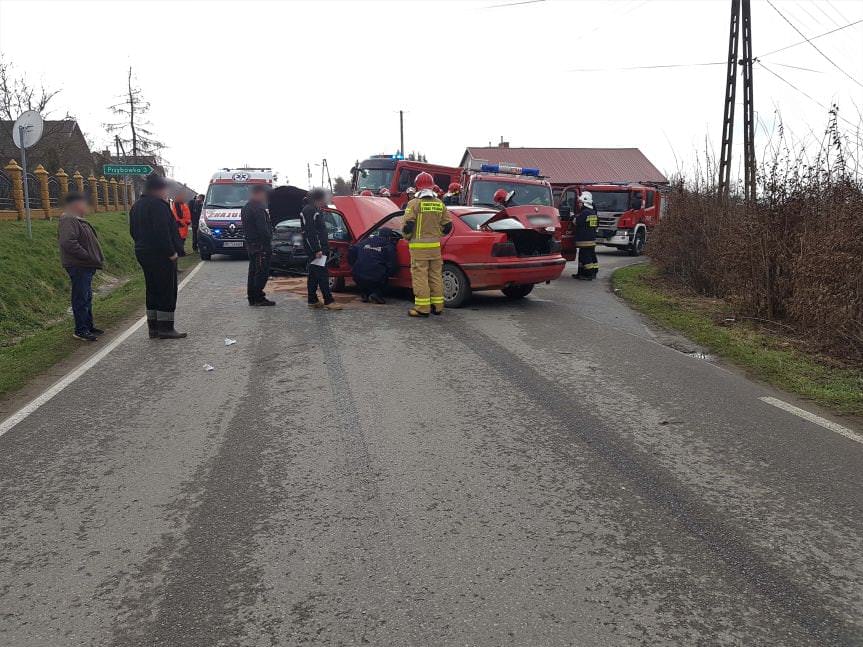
top-left (558, 205), bottom-right (572, 219)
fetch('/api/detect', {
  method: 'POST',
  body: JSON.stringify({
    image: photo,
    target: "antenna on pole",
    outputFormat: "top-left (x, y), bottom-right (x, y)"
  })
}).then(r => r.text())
top-left (718, 0), bottom-right (756, 199)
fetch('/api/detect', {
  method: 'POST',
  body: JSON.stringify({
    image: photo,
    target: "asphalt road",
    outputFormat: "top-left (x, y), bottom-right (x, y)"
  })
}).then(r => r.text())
top-left (1, 251), bottom-right (861, 647)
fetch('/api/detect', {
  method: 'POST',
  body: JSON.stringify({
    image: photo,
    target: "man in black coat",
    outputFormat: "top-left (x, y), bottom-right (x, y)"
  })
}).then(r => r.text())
top-left (130, 175), bottom-right (187, 339)
top-left (301, 188), bottom-right (342, 310)
top-left (188, 194), bottom-right (204, 251)
top-left (348, 227), bottom-right (398, 304)
top-left (240, 184), bottom-right (274, 306)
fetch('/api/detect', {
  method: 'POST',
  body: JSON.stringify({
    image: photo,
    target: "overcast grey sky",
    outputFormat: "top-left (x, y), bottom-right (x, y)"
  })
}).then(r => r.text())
top-left (1, 0), bottom-right (861, 191)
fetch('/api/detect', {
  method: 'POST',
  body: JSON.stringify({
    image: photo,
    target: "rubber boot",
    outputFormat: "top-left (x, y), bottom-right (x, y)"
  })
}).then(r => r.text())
top-left (157, 320), bottom-right (188, 339)
top-left (408, 308), bottom-right (429, 318)
top-left (147, 318), bottom-right (159, 339)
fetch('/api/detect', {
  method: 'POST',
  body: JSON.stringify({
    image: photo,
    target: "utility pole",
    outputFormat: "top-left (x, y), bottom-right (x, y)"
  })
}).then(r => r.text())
top-left (399, 110), bottom-right (404, 157)
top-left (740, 0), bottom-right (756, 202)
top-left (718, 0), bottom-right (756, 200)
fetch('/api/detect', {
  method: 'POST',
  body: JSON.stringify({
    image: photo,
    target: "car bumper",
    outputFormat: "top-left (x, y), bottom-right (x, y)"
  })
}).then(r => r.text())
top-left (271, 246), bottom-right (309, 270)
top-left (199, 231), bottom-right (247, 255)
top-left (597, 229), bottom-right (632, 246)
top-left (460, 257), bottom-right (566, 289)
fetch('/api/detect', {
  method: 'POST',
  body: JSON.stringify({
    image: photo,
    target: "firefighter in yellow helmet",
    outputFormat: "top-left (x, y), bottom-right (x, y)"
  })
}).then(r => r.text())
top-left (402, 171), bottom-right (452, 317)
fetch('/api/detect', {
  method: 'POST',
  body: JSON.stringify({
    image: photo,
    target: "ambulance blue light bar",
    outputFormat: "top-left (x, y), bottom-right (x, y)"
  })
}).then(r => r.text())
top-left (480, 163), bottom-right (541, 177)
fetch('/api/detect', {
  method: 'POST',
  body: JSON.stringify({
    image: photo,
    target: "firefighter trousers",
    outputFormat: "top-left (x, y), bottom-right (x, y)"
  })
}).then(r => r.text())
top-left (410, 253), bottom-right (444, 314)
top-left (577, 244), bottom-right (599, 278)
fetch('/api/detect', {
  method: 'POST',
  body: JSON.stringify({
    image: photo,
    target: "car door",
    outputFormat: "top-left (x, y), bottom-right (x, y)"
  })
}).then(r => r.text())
top-left (556, 185), bottom-right (579, 261)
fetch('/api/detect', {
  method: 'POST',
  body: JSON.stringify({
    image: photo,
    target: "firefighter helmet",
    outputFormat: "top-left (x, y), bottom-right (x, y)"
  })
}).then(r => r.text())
top-left (360, 189), bottom-right (374, 196)
top-left (415, 172), bottom-right (434, 190)
top-left (578, 191), bottom-right (594, 209)
top-left (448, 182), bottom-right (461, 193)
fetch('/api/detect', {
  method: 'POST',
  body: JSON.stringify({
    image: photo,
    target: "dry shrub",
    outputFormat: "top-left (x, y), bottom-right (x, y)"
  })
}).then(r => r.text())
top-left (650, 112), bottom-right (863, 361)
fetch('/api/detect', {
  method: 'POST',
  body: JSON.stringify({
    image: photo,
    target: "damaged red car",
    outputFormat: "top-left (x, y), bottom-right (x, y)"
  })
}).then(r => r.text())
top-left (268, 189), bottom-right (566, 308)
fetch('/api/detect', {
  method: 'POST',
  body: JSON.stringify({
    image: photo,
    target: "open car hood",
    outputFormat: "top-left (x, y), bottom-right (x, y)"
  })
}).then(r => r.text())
top-left (482, 205), bottom-right (559, 232)
top-left (332, 195), bottom-right (405, 241)
top-left (268, 185), bottom-right (309, 226)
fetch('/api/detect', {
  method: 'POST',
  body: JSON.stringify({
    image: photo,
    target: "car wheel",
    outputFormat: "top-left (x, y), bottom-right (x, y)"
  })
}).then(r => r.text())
top-left (443, 262), bottom-right (470, 308)
top-left (628, 229), bottom-right (646, 256)
top-left (501, 284), bottom-right (534, 299)
top-left (329, 276), bottom-right (346, 292)
top-left (200, 250), bottom-right (212, 261)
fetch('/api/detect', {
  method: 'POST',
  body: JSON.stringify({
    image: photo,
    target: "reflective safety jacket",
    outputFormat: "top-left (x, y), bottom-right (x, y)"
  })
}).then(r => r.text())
top-left (171, 200), bottom-right (192, 239)
top-left (402, 195), bottom-right (451, 259)
top-left (574, 206), bottom-right (598, 247)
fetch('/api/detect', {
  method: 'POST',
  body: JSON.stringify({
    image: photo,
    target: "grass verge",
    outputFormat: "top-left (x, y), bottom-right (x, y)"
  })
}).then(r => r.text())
top-left (0, 213), bottom-right (199, 398)
top-left (613, 263), bottom-right (863, 417)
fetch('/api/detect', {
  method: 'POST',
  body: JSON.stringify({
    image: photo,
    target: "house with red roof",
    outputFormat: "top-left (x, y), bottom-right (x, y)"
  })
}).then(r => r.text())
top-left (459, 144), bottom-right (667, 191)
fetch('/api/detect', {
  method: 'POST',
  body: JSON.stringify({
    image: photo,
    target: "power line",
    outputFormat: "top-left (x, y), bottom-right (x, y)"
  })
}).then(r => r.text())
top-left (765, 0), bottom-right (863, 88)
top-left (484, 0), bottom-right (545, 8)
top-left (757, 61), bottom-right (858, 129)
top-left (568, 61), bottom-right (724, 72)
top-left (758, 19), bottom-right (863, 57)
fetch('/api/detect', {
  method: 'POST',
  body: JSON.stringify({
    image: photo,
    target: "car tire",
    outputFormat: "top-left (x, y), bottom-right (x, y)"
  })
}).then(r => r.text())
top-left (200, 250), bottom-right (212, 261)
top-left (443, 262), bottom-right (471, 308)
top-left (628, 229), bottom-right (646, 256)
top-left (329, 276), bottom-right (346, 292)
top-left (501, 284), bottom-right (534, 299)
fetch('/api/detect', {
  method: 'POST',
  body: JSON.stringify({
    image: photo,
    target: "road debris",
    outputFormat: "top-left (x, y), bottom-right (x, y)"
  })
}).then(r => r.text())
top-left (225, 338), bottom-right (237, 346)
top-left (203, 364), bottom-right (215, 371)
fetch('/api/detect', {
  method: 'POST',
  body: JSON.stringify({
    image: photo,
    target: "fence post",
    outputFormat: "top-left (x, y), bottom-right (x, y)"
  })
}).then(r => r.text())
top-left (99, 176), bottom-right (109, 212)
top-left (5, 159), bottom-right (24, 220)
top-left (73, 170), bottom-right (84, 194)
top-left (88, 171), bottom-right (98, 211)
top-left (56, 167), bottom-right (69, 200)
top-left (35, 164), bottom-right (51, 219)
top-left (109, 178), bottom-right (118, 210)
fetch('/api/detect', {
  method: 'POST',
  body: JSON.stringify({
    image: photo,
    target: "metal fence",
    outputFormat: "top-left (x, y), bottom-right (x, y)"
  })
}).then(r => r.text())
top-left (48, 176), bottom-right (62, 207)
top-left (0, 170), bottom-right (13, 211)
top-left (82, 177), bottom-right (92, 199)
top-left (24, 173), bottom-right (39, 209)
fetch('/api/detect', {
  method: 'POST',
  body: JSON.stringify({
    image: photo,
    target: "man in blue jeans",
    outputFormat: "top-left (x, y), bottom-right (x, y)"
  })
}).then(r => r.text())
top-left (58, 192), bottom-right (105, 341)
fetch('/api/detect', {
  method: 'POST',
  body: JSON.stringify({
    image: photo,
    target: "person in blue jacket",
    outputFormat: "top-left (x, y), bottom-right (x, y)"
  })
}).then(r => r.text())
top-left (348, 227), bottom-right (398, 304)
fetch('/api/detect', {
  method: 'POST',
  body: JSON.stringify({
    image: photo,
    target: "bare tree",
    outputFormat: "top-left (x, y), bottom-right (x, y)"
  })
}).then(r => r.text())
top-left (105, 67), bottom-right (163, 161)
top-left (0, 55), bottom-right (68, 140)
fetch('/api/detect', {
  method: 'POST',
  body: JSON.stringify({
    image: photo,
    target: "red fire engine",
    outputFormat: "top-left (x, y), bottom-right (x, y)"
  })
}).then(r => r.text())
top-left (556, 183), bottom-right (664, 258)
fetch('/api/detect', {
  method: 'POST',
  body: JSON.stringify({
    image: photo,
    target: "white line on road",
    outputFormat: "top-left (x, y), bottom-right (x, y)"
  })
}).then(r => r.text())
top-left (0, 262), bottom-right (205, 439)
top-left (759, 396), bottom-right (863, 445)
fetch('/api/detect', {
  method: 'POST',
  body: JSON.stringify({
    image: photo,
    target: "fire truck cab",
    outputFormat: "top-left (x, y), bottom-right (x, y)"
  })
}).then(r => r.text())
top-left (198, 167), bottom-right (275, 260)
top-left (557, 183), bottom-right (663, 258)
top-left (351, 155), bottom-right (459, 208)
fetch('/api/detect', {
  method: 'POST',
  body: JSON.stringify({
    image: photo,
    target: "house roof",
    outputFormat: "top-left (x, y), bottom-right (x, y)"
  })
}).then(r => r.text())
top-left (460, 147), bottom-right (668, 186)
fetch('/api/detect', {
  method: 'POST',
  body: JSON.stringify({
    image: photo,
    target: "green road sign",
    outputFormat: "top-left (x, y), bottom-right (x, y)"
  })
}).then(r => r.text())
top-left (103, 164), bottom-right (154, 176)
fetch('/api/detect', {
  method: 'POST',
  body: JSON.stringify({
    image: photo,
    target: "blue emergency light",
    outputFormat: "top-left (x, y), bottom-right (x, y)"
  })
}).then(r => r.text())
top-left (480, 163), bottom-right (541, 177)
top-left (391, 151), bottom-right (405, 160)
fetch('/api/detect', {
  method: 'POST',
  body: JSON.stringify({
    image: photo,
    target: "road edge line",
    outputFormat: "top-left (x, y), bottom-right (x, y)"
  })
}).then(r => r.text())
top-left (759, 396), bottom-right (863, 445)
top-left (0, 262), bottom-right (204, 439)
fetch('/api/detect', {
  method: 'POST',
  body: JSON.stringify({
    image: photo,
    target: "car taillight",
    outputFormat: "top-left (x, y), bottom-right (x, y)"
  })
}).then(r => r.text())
top-left (492, 242), bottom-right (517, 257)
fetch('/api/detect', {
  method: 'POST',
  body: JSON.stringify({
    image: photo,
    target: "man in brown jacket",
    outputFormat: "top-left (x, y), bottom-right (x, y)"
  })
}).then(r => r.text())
top-left (58, 192), bottom-right (105, 341)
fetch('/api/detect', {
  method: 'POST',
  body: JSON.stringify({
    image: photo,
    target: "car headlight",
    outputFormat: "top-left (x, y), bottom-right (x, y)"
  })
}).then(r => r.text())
top-left (199, 219), bottom-right (211, 234)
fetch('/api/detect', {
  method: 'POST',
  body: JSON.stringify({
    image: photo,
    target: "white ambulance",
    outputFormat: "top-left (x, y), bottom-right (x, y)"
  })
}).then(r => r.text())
top-left (198, 168), bottom-right (275, 260)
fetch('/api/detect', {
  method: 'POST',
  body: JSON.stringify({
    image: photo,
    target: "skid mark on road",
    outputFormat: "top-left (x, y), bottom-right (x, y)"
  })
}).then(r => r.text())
top-left (109, 331), bottom-right (306, 647)
top-left (311, 313), bottom-right (424, 645)
top-left (450, 320), bottom-right (862, 646)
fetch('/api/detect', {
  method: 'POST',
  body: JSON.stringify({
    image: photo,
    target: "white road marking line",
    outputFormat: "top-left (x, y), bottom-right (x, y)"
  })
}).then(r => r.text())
top-left (0, 262), bottom-right (205, 439)
top-left (759, 396), bottom-right (863, 445)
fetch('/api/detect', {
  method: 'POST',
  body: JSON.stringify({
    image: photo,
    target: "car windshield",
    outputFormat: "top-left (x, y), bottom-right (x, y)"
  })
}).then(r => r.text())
top-left (591, 191), bottom-right (630, 212)
top-left (357, 168), bottom-right (395, 192)
top-left (274, 218), bottom-right (301, 229)
top-left (459, 211), bottom-right (497, 230)
top-left (470, 180), bottom-right (552, 207)
top-left (205, 183), bottom-right (254, 208)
